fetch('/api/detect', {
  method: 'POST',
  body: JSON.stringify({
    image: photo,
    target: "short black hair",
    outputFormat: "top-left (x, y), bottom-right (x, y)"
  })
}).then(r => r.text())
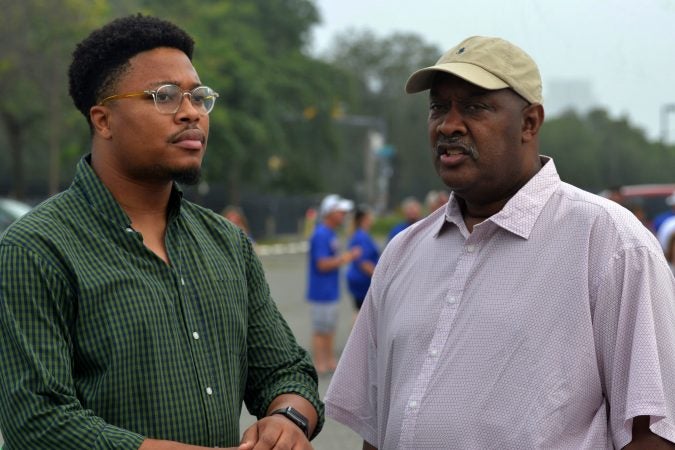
top-left (354, 204), bottom-right (372, 227)
top-left (68, 14), bottom-right (195, 127)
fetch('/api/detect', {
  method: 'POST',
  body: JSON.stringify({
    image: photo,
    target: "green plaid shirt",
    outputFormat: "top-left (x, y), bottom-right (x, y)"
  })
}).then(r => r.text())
top-left (0, 156), bottom-right (323, 449)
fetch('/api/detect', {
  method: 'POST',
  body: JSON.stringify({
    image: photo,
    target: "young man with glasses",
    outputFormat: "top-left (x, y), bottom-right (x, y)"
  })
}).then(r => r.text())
top-left (0, 14), bottom-right (321, 450)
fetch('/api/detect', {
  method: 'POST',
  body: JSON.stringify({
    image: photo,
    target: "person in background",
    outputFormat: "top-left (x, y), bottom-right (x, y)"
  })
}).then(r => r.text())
top-left (425, 189), bottom-right (450, 213)
top-left (222, 204), bottom-right (254, 242)
top-left (625, 201), bottom-right (653, 232)
top-left (654, 192), bottom-right (675, 234)
top-left (306, 194), bottom-right (360, 375)
top-left (0, 14), bottom-right (321, 449)
top-left (605, 185), bottom-right (625, 205)
top-left (387, 196), bottom-right (422, 242)
top-left (325, 35), bottom-right (675, 449)
top-left (665, 231), bottom-right (675, 276)
top-left (657, 213), bottom-right (675, 266)
top-left (346, 205), bottom-right (380, 318)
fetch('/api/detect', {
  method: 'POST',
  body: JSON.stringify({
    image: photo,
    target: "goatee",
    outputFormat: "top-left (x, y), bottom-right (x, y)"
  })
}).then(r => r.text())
top-left (172, 167), bottom-right (201, 185)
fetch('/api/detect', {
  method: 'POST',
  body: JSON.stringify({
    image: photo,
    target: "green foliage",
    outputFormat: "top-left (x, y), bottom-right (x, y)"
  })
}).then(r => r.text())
top-left (0, 0), bottom-right (110, 197)
top-left (324, 31), bottom-right (448, 204)
top-left (134, 0), bottom-right (355, 203)
top-left (541, 109), bottom-right (675, 192)
top-left (370, 213), bottom-right (402, 238)
top-left (0, 3), bottom-right (673, 207)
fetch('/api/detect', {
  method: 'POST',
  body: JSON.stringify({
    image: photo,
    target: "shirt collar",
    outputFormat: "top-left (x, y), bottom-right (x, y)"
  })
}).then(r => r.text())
top-left (434, 156), bottom-right (561, 240)
top-left (71, 154), bottom-right (184, 229)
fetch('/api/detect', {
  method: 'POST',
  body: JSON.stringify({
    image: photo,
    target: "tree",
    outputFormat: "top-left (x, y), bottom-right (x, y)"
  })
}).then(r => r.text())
top-left (135, 0), bottom-right (355, 203)
top-left (324, 30), bottom-right (442, 207)
top-left (541, 109), bottom-right (675, 192)
top-left (0, 0), bottom-right (108, 199)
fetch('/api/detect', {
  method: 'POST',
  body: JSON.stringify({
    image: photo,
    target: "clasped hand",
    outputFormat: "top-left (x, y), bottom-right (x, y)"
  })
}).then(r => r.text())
top-left (238, 414), bottom-right (312, 450)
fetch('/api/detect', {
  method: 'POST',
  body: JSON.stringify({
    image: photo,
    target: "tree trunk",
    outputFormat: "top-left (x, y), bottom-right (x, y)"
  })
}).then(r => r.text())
top-left (0, 111), bottom-right (25, 199)
top-left (48, 81), bottom-right (62, 195)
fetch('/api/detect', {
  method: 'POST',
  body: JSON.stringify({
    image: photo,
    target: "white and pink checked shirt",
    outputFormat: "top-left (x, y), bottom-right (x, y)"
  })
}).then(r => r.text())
top-left (325, 157), bottom-right (675, 449)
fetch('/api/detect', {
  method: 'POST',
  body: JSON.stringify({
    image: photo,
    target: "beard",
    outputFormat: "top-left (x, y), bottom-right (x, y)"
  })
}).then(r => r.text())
top-left (171, 167), bottom-right (201, 185)
top-left (134, 163), bottom-right (202, 186)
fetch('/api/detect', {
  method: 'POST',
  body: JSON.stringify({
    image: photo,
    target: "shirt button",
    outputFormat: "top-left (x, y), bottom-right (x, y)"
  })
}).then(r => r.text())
top-left (125, 227), bottom-right (134, 233)
top-left (447, 296), bottom-right (456, 304)
top-left (466, 245), bottom-right (476, 253)
top-left (206, 387), bottom-right (213, 395)
top-left (181, 278), bottom-right (186, 286)
top-left (429, 348), bottom-right (438, 356)
top-left (408, 400), bottom-right (418, 409)
top-left (192, 331), bottom-right (200, 340)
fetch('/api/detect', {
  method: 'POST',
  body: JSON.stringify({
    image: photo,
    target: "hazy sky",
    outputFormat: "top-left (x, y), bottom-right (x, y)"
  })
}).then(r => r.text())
top-left (311, 0), bottom-right (675, 142)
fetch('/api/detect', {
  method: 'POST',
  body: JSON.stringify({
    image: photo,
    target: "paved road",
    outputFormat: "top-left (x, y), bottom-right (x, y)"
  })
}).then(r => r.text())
top-left (240, 250), bottom-right (363, 449)
top-left (1, 248), bottom-right (363, 449)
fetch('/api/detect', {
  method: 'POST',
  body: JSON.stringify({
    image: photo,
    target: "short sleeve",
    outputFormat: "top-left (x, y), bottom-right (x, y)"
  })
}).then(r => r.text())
top-left (593, 245), bottom-right (675, 447)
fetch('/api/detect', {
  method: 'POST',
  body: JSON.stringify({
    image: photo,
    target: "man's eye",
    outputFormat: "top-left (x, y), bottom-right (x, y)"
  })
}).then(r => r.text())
top-left (464, 103), bottom-right (486, 113)
top-left (155, 92), bottom-right (174, 103)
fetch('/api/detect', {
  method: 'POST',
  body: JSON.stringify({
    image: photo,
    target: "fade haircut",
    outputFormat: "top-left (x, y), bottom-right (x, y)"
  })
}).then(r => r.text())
top-left (68, 14), bottom-right (195, 129)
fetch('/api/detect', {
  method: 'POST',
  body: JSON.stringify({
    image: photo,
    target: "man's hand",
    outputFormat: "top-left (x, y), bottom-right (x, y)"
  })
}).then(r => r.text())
top-left (238, 415), bottom-right (312, 450)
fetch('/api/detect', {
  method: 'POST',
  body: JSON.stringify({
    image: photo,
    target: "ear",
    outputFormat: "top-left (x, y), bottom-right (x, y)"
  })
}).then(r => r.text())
top-left (521, 103), bottom-right (545, 143)
top-left (89, 105), bottom-right (113, 140)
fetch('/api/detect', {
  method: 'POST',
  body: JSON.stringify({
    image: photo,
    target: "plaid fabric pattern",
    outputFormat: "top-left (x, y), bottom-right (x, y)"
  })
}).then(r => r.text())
top-left (0, 156), bottom-right (322, 449)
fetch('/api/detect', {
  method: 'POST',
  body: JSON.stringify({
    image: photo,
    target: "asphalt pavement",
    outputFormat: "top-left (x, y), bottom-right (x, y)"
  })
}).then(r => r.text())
top-left (1, 246), bottom-right (363, 449)
top-left (241, 249), bottom-right (363, 450)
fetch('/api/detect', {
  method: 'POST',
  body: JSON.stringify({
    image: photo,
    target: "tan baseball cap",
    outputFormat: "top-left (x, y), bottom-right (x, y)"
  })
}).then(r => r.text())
top-left (405, 36), bottom-right (543, 104)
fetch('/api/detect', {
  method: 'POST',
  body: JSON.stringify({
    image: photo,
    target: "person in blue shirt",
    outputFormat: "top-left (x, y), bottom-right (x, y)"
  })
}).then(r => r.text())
top-left (306, 194), bottom-right (361, 375)
top-left (347, 205), bottom-right (380, 314)
top-left (387, 196), bottom-right (423, 242)
top-left (653, 193), bottom-right (675, 233)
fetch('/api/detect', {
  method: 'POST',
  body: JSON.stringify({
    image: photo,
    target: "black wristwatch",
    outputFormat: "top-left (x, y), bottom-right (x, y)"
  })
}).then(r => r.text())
top-left (270, 406), bottom-right (310, 438)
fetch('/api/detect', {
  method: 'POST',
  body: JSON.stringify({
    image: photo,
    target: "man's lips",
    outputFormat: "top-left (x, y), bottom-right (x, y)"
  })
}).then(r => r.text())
top-left (435, 140), bottom-right (479, 163)
top-left (436, 144), bottom-right (468, 157)
top-left (172, 129), bottom-right (206, 149)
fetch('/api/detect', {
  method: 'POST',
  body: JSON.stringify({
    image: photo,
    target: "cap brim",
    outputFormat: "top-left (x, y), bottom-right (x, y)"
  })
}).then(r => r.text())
top-left (405, 62), bottom-right (509, 93)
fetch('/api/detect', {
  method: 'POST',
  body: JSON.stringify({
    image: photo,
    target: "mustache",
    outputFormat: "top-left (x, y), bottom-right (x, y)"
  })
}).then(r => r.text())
top-left (436, 136), bottom-right (480, 161)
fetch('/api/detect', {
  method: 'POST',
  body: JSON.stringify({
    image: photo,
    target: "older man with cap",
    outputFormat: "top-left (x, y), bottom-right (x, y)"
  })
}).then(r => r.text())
top-left (325, 36), bottom-right (675, 449)
top-left (306, 194), bottom-right (361, 376)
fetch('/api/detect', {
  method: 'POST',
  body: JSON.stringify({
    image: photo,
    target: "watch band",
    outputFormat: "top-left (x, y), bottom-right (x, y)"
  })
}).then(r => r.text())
top-left (270, 406), bottom-right (310, 438)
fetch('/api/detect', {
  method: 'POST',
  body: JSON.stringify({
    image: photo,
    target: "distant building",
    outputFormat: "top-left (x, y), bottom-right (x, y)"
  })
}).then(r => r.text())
top-left (544, 79), bottom-right (598, 118)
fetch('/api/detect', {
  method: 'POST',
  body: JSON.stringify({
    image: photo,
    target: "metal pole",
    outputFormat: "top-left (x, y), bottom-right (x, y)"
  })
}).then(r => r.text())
top-left (661, 104), bottom-right (675, 143)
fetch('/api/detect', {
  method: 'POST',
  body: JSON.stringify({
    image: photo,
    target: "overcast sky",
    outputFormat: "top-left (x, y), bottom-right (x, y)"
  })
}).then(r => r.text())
top-left (310, 0), bottom-right (675, 143)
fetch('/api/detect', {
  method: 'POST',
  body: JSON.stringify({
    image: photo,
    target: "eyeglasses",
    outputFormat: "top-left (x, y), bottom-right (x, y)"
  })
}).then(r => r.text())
top-left (99, 84), bottom-right (219, 115)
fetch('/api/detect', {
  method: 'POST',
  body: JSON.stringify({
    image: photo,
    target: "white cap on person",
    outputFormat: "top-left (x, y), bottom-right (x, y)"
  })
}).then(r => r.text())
top-left (320, 194), bottom-right (354, 217)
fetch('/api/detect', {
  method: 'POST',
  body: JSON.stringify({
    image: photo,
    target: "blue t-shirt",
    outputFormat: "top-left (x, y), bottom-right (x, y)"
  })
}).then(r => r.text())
top-left (387, 221), bottom-right (411, 242)
top-left (653, 211), bottom-right (674, 233)
top-left (346, 229), bottom-right (380, 300)
top-left (306, 223), bottom-right (340, 302)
